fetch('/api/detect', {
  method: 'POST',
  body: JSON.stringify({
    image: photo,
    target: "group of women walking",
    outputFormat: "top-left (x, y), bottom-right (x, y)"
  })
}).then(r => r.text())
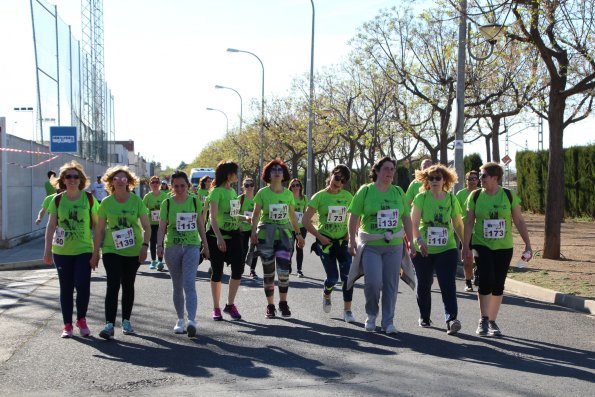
top-left (43, 155), bottom-right (532, 340)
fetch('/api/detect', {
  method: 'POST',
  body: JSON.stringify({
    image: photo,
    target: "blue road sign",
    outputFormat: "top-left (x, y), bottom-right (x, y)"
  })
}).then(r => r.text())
top-left (50, 126), bottom-right (77, 153)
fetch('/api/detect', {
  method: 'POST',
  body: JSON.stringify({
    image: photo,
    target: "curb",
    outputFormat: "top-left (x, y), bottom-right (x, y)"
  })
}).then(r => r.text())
top-left (0, 259), bottom-right (47, 271)
top-left (456, 264), bottom-right (594, 316)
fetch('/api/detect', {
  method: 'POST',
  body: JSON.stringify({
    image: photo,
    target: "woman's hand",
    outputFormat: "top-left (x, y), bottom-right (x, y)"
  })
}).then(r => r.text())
top-left (296, 234), bottom-right (305, 249)
top-left (217, 237), bottom-right (227, 252)
top-left (318, 235), bottom-right (331, 246)
top-left (250, 232), bottom-right (258, 245)
top-left (348, 241), bottom-right (357, 257)
top-left (90, 252), bottom-right (100, 270)
top-left (201, 244), bottom-right (210, 260)
top-left (43, 250), bottom-right (53, 265)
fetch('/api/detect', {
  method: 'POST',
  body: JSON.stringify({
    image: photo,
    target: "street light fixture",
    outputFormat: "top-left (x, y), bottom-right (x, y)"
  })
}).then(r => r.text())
top-left (215, 84), bottom-right (244, 193)
top-left (226, 47), bottom-right (265, 187)
top-left (206, 107), bottom-right (229, 134)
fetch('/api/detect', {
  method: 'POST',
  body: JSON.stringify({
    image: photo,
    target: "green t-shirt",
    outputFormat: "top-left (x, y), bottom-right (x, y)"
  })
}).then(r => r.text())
top-left (48, 192), bottom-right (99, 255)
top-left (455, 188), bottom-right (476, 223)
top-left (159, 195), bottom-right (203, 248)
top-left (293, 195), bottom-right (309, 228)
top-left (45, 180), bottom-right (56, 196)
top-left (207, 186), bottom-right (240, 234)
top-left (143, 191), bottom-right (169, 225)
top-left (239, 194), bottom-right (255, 232)
top-left (467, 187), bottom-right (521, 250)
top-left (413, 191), bottom-right (462, 254)
top-left (405, 180), bottom-right (423, 204)
top-left (254, 186), bottom-right (295, 240)
top-left (197, 188), bottom-right (209, 204)
top-left (308, 189), bottom-right (353, 240)
top-left (348, 184), bottom-right (410, 246)
top-left (42, 193), bottom-right (56, 210)
top-left (98, 194), bottom-right (149, 256)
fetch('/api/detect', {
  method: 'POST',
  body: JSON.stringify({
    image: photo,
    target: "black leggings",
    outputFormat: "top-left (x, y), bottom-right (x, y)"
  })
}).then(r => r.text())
top-left (241, 230), bottom-right (259, 271)
top-left (102, 253), bottom-right (141, 324)
top-left (473, 245), bottom-right (513, 296)
top-left (291, 227), bottom-right (307, 272)
top-left (207, 231), bottom-right (244, 282)
top-left (149, 224), bottom-right (163, 261)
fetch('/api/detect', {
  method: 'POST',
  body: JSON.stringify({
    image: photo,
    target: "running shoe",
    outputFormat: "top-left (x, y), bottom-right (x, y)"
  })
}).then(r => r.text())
top-left (99, 322), bottom-right (115, 340)
top-left (365, 316), bottom-right (376, 332)
top-left (343, 310), bottom-right (356, 324)
top-left (297, 270), bottom-right (304, 278)
top-left (447, 319), bottom-right (462, 335)
top-left (476, 316), bottom-right (489, 336)
top-left (488, 320), bottom-right (502, 336)
top-left (212, 308), bottom-right (223, 321)
top-left (122, 319), bottom-right (135, 335)
top-left (157, 262), bottom-right (164, 271)
top-left (223, 304), bottom-right (242, 320)
top-left (464, 280), bottom-right (473, 292)
top-left (382, 324), bottom-right (398, 335)
top-left (322, 294), bottom-right (332, 313)
top-left (278, 301), bottom-right (291, 317)
top-left (249, 270), bottom-right (258, 279)
top-left (187, 320), bottom-right (197, 338)
top-left (418, 318), bottom-right (432, 328)
top-left (173, 319), bottom-right (185, 334)
top-left (75, 318), bottom-right (91, 337)
top-left (149, 260), bottom-right (157, 270)
top-left (265, 304), bottom-right (276, 318)
top-left (61, 324), bottom-right (73, 338)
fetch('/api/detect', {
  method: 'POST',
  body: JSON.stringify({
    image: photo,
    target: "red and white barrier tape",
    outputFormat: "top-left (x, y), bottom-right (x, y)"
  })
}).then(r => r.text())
top-left (7, 155), bottom-right (60, 169)
top-left (0, 147), bottom-right (55, 155)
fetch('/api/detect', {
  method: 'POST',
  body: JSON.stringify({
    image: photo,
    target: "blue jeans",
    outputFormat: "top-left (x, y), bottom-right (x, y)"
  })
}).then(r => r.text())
top-left (317, 238), bottom-right (353, 302)
top-left (53, 253), bottom-right (92, 325)
top-left (412, 248), bottom-right (458, 322)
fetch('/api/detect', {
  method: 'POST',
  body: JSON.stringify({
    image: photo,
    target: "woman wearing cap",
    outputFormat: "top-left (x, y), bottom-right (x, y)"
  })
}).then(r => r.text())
top-left (456, 170), bottom-right (480, 291)
top-left (238, 177), bottom-right (259, 279)
top-left (462, 162), bottom-right (532, 337)
top-left (43, 161), bottom-right (98, 338)
top-left (251, 159), bottom-right (305, 318)
top-left (143, 176), bottom-right (169, 270)
top-left (411, 164), bottom-right (464, 335)
top-left (289, 178), bottom-right (308, 277)
top-left (92, 166), bottom-right (151, 339)
top-left (303, 165), bottom-right (355, 323)
top-left (347, 156), bottom-right (414, 334)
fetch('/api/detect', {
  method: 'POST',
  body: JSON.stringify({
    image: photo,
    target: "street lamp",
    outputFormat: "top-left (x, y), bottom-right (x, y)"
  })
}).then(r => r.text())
top-left (306, 0), bottom-right (315, 198)
top-left (206, 107), bottom-right (229, 134)
top-left (226, 47), bottom-right (265, 187)
top-left (215, 84), bottom-right (243, 193)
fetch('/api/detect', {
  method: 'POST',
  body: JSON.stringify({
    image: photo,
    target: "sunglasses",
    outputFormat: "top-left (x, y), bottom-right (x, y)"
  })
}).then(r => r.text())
top-left (270, 168), bottom-right (284, 174)
top-left (150, 181), bottom-right (159, 185)
top-left (428, 175), bottom-right (442, 182)
top-left (333, 174), bottom-right (346, 182)
top-left (244, 183), bottom-right (254, 187)
top-left (479, 173), bottom-right (490, 179)
top-left (113, 176), bottom-right (128, 182)
top-left (64, 174), bottom-right (80, 180)
top-left (172, 184), bottom-right (187, 189)
top-left (290, 183), bottom-right (301, 188)
top-left (466, 177), bottom-right (478, 181)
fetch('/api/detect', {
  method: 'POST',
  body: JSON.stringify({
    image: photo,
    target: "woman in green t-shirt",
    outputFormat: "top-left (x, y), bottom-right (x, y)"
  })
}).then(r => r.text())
top-left (143, 175), bottom-right (168, 270)
top-left (251, 159), bottom-right (305, 318)
top-left (289, 178), bottom-right (308, 277)
top-left (455, 170), bottom-right (480, 291)
top-left (347, 156), bottom-right (414, 335)
top-left (238, 177), bottom-right (259, 279)
top-left (206, 160), bottom-right (244, 321)
top-left (303, 165), bottom-right (355, 323)
top-left (411, 164), bottom-right (464, 335)
top-left (462, 162), bottom-right (533, 337)
top-left (92, 166), bottom-right (151, 339)
top-left (43, 161), bottom-right (98, 338)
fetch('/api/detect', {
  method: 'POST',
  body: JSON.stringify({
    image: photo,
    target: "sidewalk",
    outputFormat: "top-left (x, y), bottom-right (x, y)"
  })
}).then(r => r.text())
top-left (1, 237), bottom-right (593, 315)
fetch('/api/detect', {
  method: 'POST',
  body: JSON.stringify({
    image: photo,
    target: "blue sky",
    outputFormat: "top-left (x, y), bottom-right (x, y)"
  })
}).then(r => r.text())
top-left (2, 0), bottom-right (592, 169)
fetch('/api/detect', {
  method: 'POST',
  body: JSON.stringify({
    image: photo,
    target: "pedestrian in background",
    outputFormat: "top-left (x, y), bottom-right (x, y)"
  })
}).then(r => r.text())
top-left (456, 170), bottom-right (480, 291)
top-left (238, 177), bottom-right (259, 279)
top-left (405, 159), bottom-right (432, 204)
top-left (289, 178), bottom-right (308, 277)
top-left (45, 170), bottom-right (57, 196)
top-left (143, 175), bottom-right (168, 270)
top-left (43, 161), bottom-right (98, 338)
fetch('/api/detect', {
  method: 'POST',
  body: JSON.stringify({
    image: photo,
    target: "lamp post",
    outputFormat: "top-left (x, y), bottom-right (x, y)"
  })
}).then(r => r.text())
top-left (215, 84), bottom-right (244, 193)
top-left (226, 48), bottom-right (265, 187)
top-left (206, 107), bottom-right (229, 134)
top-left (306, 0), bottom-right (315, 198)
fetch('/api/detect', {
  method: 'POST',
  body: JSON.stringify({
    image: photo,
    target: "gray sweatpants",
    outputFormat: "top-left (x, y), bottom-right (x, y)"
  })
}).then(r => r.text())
top-left (362, 244), bottom-right (403, 329)
top-left (164, 245), bottom-right (200, 321)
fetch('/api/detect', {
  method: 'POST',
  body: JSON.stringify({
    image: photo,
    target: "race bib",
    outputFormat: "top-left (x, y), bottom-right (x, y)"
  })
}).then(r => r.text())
top-left (377, 209), bottom-right (399, 229)
top-left (229, 199), bottom-right (240, 217)
top-left (327, 206), bottom-right (347, 224)
top-left (268, 204), bottom-right (288, 221)
top-left (112, 228), bottom-right (135, 250)
top-left (176, 212), bottom-right (197, 231)
top-left (295, 211), bottom-right (304, 224)
top-left (427, 227), bottom-right (448, 246)
top-left (151, 210), bottom-right (160, 222)
top-left (53, 227), bottom-right (65, 247)
top-left (483, 219), bottom-right (505, 239)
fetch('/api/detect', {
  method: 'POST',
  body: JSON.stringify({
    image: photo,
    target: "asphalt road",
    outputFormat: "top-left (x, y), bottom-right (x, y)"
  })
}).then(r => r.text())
top-left (0, 238), bottom-right (593, 396)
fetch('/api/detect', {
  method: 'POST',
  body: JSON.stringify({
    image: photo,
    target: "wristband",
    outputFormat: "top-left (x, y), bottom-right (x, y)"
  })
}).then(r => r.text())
top-left (416, 236), bottom-right (424, 243)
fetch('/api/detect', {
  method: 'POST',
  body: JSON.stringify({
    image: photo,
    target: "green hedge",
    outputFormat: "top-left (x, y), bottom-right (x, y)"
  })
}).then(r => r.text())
top-left (516, 145), bottom-right (595, 217)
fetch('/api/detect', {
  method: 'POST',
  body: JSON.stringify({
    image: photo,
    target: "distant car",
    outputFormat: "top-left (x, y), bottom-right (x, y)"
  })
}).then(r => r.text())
top-left (189, 167), bottom-right (215, 186)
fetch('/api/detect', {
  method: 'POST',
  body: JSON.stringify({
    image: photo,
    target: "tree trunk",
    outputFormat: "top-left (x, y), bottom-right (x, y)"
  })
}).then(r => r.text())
top-left (491, 116), bottom-right (500, 163)
top-left (484, 135), bottom-right (492, 162)
top-left (543, 95), bottom-right (566, 259)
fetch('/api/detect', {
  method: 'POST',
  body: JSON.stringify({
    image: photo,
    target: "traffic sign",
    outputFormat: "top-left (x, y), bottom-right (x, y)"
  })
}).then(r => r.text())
top-left (50, 126), bottom-right (77, 153)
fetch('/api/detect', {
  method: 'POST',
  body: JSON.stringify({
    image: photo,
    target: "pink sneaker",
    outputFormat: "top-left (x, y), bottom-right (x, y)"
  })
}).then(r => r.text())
top-left (212, 308), bottom-right (223, 321)
top-left (61, 324), bottom-right (73, 338)
top-left (223, 304), bottom-right (242, 320)
top-left (75, 318), bottom-right (91, 337)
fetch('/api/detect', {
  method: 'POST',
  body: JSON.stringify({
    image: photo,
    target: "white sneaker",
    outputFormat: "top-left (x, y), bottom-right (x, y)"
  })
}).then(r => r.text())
top-left (173, 319), bottom-right (185, 334)
top-left (383, 324), bottom-right (398, 335)
top-left (365, 316), bottom-right (376, 332)
top-left (187, 320), bottom-right (197, 338)
top-left (343, 310), bottom-right (356, 323)
top-left (322, 294), bottom-right (332, 313)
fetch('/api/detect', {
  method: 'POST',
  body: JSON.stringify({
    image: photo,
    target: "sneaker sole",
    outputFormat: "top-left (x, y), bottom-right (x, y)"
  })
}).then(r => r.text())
top-left (447, 321), bottom-right (462, 335)
top-left (99, 331), bottom-right (114, 340)
top-left (122, 330), bottom-right (135, 335)
top-left (488, 331), bottom-right (502, 337)
top-left (187, 325), bottom-right (197, 338)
